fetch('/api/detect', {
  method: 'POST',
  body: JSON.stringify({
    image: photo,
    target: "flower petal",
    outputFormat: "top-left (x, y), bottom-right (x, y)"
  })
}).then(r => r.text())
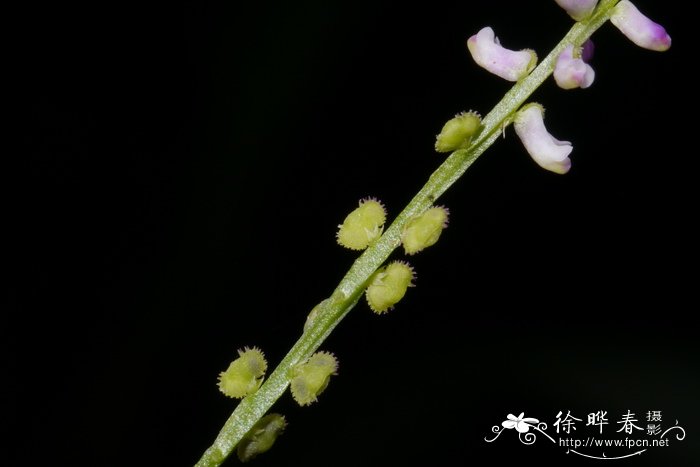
top-left (502, 420), bottom-right (517, 429)
top-left (581, 39), bottom-right (595, 62)
top-left (555, 0), bottom-right (598, 21)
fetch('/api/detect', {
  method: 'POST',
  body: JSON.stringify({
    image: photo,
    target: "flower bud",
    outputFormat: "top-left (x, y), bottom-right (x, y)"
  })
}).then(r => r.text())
top-left (581, 39), bottom-right (595, 62)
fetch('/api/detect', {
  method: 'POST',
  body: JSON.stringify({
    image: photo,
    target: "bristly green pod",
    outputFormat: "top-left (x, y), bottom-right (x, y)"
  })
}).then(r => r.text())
top-left (434, 111), bottom-right (482, 153)
top-left (401, 206), bottom-right (449, 255)
top-left (236, 413), bottom-right (287, 463)
top-left (365, 261), bottom-right (415, 314)
top-left (336, 198), bottom-right (387, 250)
top-left (290, 351), bottom-right (338, 406)
top-left (217, 347), bottom-right (267, 398)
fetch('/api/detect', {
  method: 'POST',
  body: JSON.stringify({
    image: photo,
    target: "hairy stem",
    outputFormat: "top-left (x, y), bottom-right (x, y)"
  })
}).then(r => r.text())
top-left (195, 2), bottom-right (619, 465)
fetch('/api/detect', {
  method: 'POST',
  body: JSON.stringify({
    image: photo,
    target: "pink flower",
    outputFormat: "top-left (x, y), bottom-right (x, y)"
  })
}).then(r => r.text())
top-left (514, 104), bottom-right (572, 174)
top-left (555, 0), bottom-right (598, 21)
top-left (611, 1), bottom-right (671, 52)
top-left (467, 27), bottom-right (538, 82)
top-left (554, 44), bottom-right (595, 90)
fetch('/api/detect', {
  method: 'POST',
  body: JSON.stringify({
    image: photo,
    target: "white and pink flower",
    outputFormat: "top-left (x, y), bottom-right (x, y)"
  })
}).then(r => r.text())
top-left (514, 104), bottom-right (573, 174)
top-left (611, 1), bottom-right (671, 52)
top-left (467, 27), bottom-right (537, 82)
top-left (554, 44), bottom-right (595, 90)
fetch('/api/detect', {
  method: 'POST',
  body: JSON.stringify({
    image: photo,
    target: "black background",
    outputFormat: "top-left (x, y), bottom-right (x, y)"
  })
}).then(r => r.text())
top-left (7, 1), bottom-right (698, 466)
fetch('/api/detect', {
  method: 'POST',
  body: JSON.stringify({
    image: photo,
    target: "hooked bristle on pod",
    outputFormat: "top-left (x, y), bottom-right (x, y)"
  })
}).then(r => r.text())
top-left (290, 351), bottom-right (338, 406)
top-left (336, 198), bottom-right (387, 250)
top-left (236, 413), bottom-right (287, 463)
top-left (401, 206), bottom-right (449, 255)
top-left (434, 111), bottom-right (482, 153)
top-left (217, 347), bottom-right (268, 398)
top-left (365, 261), bottom-right (415, 314)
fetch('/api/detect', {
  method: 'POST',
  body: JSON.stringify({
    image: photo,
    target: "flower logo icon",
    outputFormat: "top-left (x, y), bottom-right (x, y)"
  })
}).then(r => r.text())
top-left (502, 413), bottom-right (540, 433)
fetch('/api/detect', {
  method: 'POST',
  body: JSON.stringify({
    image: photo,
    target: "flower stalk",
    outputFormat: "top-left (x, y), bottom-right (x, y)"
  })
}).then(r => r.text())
top-left (194, 1), bottom-right (642, 465)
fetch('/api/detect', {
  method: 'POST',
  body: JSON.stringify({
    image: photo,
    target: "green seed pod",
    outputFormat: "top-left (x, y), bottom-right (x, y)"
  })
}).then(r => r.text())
top-left (435, 111), bottom-right (482, 152)
top-left (336, 198), bottom-right (387, 250)
top-left (237, 413), bottom-right (287, 463)
top-left (365, 261), bottom-right (415, 314)
top-left (290, 351), bottom-right (338, 406)
top-left (217, 347), bottom-right (267, 398)
top-left (401, 206), bottom-right (449, 255)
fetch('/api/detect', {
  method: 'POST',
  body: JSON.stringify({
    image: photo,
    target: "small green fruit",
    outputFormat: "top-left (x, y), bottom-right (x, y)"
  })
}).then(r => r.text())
top-left (366, 261), bottom-right (415, 314)
top-left (336, 198), bottom-right (387, 250)
top-left (402, 206), bottom-right (449, 255)
top-left (237, 413), bottom-right (287, 462)
top-left (290, 351), bottom-right (338, 406)
top-left (217, 347), bottom-right (267, 398)
top-left (435, 111), bottom-right (482, 152)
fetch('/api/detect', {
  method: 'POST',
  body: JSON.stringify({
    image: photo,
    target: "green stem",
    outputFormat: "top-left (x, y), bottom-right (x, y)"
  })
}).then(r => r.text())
top-left (195, 2), bottom-right (619, 465)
